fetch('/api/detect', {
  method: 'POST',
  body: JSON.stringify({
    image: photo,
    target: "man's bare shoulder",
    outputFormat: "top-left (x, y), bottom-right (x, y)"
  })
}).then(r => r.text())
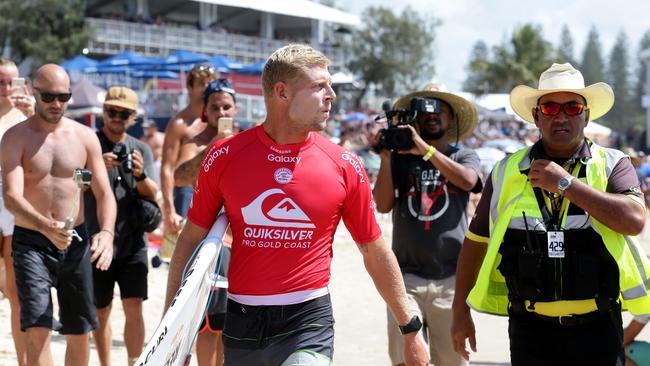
top-left (4, 115), bottom-right (34, 137)
top-left (166, 107), bottom-right (196, 131)
top-left (187, 129), bottom-right (214, 147)
top-left (66, 117), bottom-right (94, 132)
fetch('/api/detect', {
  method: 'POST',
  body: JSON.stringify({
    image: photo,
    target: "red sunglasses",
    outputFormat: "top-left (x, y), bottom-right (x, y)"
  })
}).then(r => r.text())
top-left (537, 101), bottom-right (586, 117)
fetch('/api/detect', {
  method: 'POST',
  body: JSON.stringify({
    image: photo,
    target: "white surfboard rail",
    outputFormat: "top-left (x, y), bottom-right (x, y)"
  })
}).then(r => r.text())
top-left (134, 214), bottom-right (229, 366)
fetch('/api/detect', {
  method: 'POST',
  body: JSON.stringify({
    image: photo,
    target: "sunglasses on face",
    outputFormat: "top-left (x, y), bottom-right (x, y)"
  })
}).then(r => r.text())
top-left (104, 108), bottom-right (133, 120)
top-left (537, 101), bottom-right (586, 117)
top-left (35, 89), bottom-right (72, 103)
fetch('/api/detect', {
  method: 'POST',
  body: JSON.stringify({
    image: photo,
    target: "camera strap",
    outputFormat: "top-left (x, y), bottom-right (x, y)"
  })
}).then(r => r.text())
top-left (96, 130), bottom-right (137, 190)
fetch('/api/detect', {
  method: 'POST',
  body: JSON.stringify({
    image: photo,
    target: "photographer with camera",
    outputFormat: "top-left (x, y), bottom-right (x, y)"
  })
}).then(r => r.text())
top-left (84, 86), bottom-right (159, 366)
top-left (373, 87), bottom-right (481, 366)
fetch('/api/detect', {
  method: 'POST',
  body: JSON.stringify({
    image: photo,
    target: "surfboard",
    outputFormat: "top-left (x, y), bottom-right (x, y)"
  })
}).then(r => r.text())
top-left (134, 213), bottom-right (228, 366)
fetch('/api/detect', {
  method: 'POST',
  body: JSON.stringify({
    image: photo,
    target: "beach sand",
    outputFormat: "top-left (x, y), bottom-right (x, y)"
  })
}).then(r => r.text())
top-left (2, 214), bottom-right (650, 365)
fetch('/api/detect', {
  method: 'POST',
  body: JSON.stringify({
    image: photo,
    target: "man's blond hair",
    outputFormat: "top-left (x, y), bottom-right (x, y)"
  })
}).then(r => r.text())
top-left (0, 58), bottom-right (17, 69)
top-left (262, 44), bottom-right (330, 100)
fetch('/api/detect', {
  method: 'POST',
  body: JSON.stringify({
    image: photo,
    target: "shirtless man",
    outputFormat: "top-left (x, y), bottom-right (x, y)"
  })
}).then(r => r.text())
top-left (0, 57), bottom-right (34, 366)
top-left (0, 64), bottom-right (116, 366)
top-left (174, 78), bottom-right (235, 366)
top-left (160, 64), bottom-right (217, 234)
top-left (140, 119), bottom-right (164, 187)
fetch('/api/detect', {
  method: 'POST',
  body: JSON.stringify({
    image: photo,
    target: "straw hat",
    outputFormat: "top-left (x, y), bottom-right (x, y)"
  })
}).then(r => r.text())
top-left (393, 87), bottom-right (478, 141)
top-left (510, 63), bottom-right (614, 123)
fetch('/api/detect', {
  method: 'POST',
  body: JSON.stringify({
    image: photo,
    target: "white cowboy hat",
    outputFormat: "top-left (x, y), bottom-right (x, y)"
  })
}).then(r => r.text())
top-left (393, 87), bottom-right (478, 141)
top-left (510, 63), bottom-right (614, 123)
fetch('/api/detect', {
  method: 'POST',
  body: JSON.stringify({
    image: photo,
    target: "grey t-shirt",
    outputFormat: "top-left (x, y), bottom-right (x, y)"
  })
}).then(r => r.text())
top-left (391, 146), bottom-right (482, 280)
top-left (84, 131), bottom-right (155, 259)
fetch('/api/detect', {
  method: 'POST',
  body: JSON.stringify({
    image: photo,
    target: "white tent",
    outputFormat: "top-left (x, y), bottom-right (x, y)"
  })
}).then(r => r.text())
top-left (584, 121), bottom-right (612, 138)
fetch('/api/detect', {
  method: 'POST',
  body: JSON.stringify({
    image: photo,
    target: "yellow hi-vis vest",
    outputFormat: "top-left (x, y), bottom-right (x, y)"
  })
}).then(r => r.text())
top-left (467, 142), bottom-right (650, 316)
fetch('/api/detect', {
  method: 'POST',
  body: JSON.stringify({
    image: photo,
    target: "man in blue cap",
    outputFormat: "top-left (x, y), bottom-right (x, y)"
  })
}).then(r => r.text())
top-left (174, 77), bottom-right (236, 366)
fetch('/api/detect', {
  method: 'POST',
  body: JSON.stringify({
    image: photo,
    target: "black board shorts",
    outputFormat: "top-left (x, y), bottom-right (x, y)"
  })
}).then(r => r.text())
top-left (12, 224), bottom-right (97, 334)
top-left (93, 247), bottom-right (149, 309)
top-left (223, 294), bottom-right (334, 366)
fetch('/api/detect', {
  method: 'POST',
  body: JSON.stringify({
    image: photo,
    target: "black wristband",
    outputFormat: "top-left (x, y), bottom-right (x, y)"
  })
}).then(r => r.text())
top-left (134, 172), bottom-right (147, 181)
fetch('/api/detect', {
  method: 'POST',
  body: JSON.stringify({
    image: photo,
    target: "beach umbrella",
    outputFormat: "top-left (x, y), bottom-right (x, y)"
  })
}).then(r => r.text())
top-left (96, 51), bottom-right (159, 68)
top-left (129, 70), bottom-right (179, 79)
top-left (237, 60), bottom-right (266, 75)
top-left (209, 55), bottom-right (243, 73)
top-left (61, 55), bottom-right (98, 73)
top-left (163, 50), bottom-right (210, 65)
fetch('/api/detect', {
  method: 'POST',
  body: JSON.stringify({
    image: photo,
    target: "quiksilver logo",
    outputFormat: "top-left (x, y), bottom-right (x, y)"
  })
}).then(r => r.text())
top-left (203, 146), bottom-right (230, 172)
top-left (267, 154), bottom-right (301, 164)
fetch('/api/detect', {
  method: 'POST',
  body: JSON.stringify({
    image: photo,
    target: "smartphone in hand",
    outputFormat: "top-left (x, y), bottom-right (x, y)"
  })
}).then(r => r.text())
top-left (10, 77), bottom-right (25, 96)
top-left (218, 117), bottom-right (233, 132)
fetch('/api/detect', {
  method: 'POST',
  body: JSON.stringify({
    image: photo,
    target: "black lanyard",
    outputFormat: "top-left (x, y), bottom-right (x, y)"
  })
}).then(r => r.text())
top-left (531, 162), bottom-right (580, 231)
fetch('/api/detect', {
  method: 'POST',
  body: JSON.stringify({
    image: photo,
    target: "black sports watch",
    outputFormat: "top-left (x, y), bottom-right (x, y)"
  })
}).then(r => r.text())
top-left (134, 171), bottom-right (147, 181)
top-left (399, 315), bottom-right (422, 335)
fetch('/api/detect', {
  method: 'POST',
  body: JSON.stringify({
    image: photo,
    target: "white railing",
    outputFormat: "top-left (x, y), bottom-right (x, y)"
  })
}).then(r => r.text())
top-left (85, 18), bottom-right (346, 72)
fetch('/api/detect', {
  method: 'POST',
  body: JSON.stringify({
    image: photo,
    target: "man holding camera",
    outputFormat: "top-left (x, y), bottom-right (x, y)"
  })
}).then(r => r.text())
top-left (84, 86), bottom-right (158, 366)
top-left (373, 87), bottom-right (481, 366)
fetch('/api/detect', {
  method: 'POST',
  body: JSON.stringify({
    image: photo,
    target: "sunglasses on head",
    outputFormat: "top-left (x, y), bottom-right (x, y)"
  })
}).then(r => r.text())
top-left (191, 64), bottom-right (216, 75)
top-left (537, 101), bottom-right (586, 117)
top-left (104, 108), bottom-right (133, 120)
top-left (35, 89), bottom-right (72, 103)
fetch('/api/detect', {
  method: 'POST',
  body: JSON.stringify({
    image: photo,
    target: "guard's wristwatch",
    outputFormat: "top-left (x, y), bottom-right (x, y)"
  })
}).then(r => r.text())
top-left (557, 175), bottom-right (575, 194)
top-left (399, 315), bottom-right (422, 335)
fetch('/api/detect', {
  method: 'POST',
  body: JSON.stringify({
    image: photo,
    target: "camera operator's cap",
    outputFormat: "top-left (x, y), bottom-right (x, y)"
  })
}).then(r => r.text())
top-left (510, 63), bottom-right (614, 123)
top-left (104, 86), bottom-right (138, 112)
top-left (393, 88), bottom-right (478, 141)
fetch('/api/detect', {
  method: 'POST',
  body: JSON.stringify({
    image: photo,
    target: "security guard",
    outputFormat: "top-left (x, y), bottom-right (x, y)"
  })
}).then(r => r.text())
top-left (450, 63), bottom-right (650, 366)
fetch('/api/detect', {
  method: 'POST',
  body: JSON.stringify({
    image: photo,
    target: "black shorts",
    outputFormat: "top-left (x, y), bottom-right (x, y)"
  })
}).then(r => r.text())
top-left (93, 247), bottom-right (148, 309)
top-left (199, 246), bottom-right (231, 333)
top-left (223, 294), bottom-right (334, 366)
top-left (12, 224), bottom-right (97, 334)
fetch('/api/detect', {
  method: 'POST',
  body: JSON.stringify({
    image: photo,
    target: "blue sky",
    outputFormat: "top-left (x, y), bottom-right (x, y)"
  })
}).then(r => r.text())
top-left (342, 0), bottom-right (650, 91)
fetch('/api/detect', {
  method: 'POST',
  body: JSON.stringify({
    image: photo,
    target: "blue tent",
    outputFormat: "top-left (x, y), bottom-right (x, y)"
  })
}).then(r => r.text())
top-left (96, 51), bottom-right (161, 68)
top-left (238, 60), bottom-right (266, 75)
top-left (61, 55), bottom-right (98, 73)
top-left (209, 55), bottom-right (243, 73)
top-left (163, 50), bottom-right (210, 65)
top-left (129, 70), bottom-right (179, 79)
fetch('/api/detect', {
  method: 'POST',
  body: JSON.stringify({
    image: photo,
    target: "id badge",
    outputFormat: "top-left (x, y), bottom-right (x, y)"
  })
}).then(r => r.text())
top-left (547, 231), bottom-right (565, 258)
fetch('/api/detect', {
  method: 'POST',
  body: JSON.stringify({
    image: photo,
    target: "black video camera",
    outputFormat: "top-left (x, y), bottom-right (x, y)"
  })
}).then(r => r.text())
top-left (113, 142), bottom-right (134, 173)
top-left (373, 97), bottom-right (443, 152)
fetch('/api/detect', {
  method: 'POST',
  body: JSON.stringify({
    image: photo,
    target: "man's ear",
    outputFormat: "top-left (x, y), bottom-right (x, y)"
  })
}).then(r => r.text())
top-left (531, 107), bottom-right (540, 127)
top-left (273, 82), bottom-right (290, 101)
